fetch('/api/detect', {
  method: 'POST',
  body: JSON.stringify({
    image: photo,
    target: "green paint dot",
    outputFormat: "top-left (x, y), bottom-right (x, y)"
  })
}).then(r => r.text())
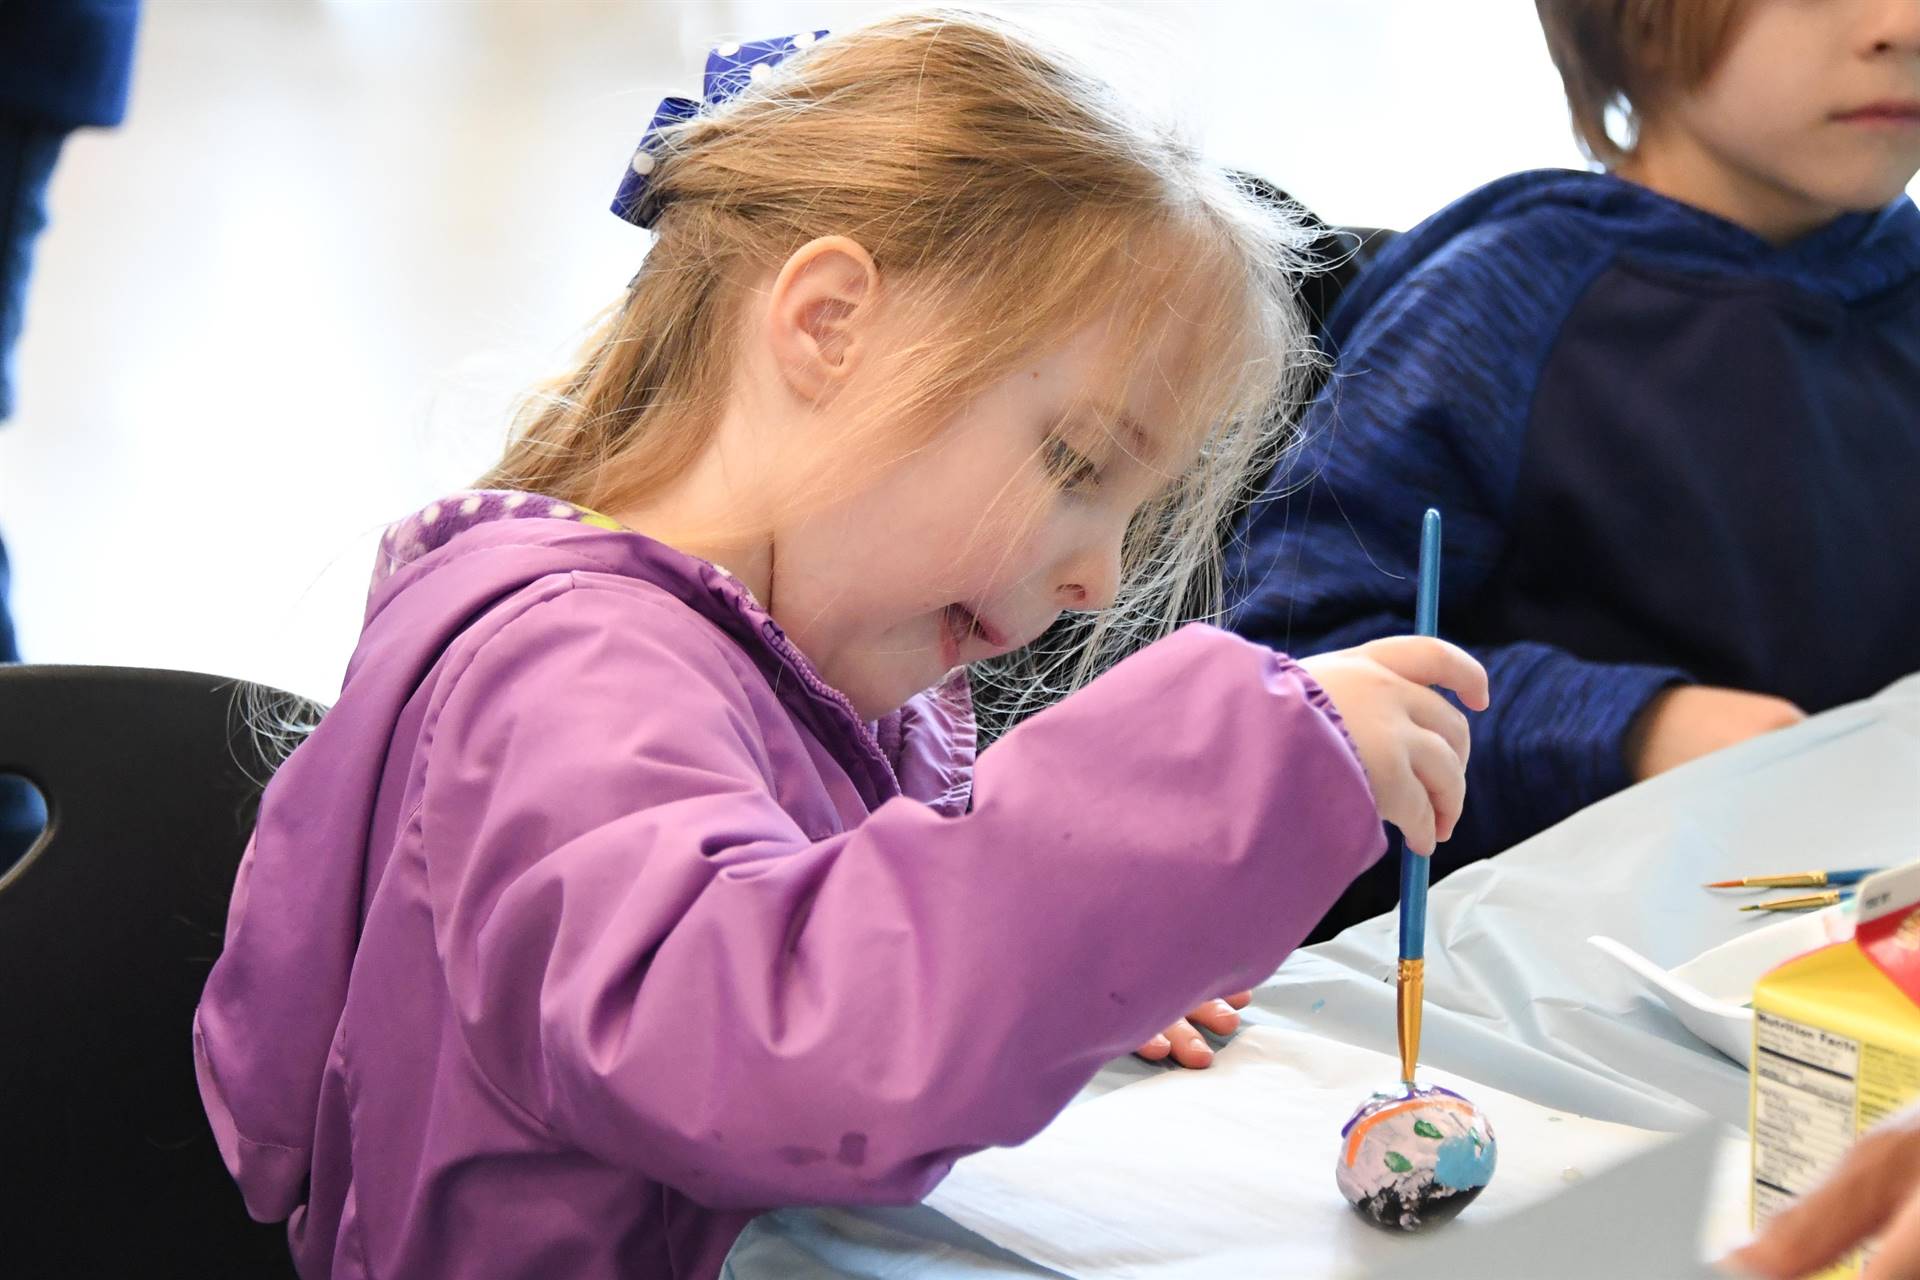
top-left (1412, 1119), bottom-right (1442, 1140)
top-left (1384, 1151), bottom-right (1413, 1173)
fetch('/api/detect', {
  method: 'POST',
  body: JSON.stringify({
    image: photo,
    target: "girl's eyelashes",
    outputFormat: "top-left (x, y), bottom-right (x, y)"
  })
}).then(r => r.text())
top-left (1041, 436), bottom-right (1102, 492)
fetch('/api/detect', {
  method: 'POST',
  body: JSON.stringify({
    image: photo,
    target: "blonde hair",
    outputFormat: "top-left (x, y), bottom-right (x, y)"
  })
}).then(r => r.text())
top-left (481, 8), bottom-right (1314, 727)
top-left (1535, 0), bottom-right (1752, 165)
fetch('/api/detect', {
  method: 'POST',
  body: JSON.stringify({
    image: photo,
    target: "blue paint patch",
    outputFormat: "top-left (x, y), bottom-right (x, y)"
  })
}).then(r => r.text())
top-left (1309, 999), bottom-right (1326, 1014)
top-left (1432, 1134), bottom-right (1496, 1190)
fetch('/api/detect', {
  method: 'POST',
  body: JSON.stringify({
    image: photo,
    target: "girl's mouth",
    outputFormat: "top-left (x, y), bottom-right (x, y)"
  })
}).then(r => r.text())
top-left (941, 604), bottom-right (1006, 666)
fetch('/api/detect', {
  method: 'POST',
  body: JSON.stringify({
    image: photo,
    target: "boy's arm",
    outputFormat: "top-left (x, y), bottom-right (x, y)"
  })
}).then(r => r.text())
top-left (1230, 233), bottom-right (1690, 861)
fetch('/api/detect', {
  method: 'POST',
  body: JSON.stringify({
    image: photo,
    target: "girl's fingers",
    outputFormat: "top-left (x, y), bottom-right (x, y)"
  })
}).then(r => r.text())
top-left (1407, 685), bottom-right (1472, 766)
top-left (1360, 637), bottom-right (1490, 710)
top-left (1166, 1020), bottom-right (1215, 1069)
top-left (1407, 728), bottom-right (1466, 845)
top-left (1135, 1033), bottom-right (1173, 1062)
top-left (1185, 999), bottom-right (1243, 1036)
top-left (1138, 999), bottom-right (1251, 1066)
top-left (1390, 760), bottom-right (1438, 855)
top-left (1136, 1019), bottom-right (1222, 1069)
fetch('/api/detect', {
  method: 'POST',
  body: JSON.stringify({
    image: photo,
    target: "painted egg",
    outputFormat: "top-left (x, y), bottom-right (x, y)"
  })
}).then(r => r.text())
top-left (1334, 1085), bottom-right (1497, 1231)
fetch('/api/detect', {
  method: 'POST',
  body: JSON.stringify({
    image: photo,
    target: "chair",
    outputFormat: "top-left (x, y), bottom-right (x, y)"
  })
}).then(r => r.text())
top-left (0, 665), bottom-right (315, 1275)
top-left (1297, 219), bottom-right (1397, 367)
top-left (1228, 171), bottom-right (1399, 393)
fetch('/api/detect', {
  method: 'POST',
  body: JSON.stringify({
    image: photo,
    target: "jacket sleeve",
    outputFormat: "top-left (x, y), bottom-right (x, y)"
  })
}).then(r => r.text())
top-left (417, 585), bottom-right (1384, 1211)
top-left (1229, 228), bottom-right (1689, 862)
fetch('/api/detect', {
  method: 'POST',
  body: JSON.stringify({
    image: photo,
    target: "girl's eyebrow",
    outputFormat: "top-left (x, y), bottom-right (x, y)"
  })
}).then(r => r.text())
top-left (1085, 403), bottom-right (1160, 465)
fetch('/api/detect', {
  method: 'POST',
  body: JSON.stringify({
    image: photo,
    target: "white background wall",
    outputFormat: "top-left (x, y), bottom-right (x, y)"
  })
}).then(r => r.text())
top-left (5, 1), bottom-right (1587, 700)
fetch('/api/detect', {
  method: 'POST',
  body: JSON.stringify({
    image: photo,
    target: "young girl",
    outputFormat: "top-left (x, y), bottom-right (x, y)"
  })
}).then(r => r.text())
top-left (194, 13), bottom-right (1486, 1278)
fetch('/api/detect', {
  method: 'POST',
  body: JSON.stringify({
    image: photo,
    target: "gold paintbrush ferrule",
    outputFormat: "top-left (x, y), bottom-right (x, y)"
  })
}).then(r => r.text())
top-left (1742, 872), bottom-right (1828, 889)
top-left (1397, 957), bottom-right (1424, 1086)
top-left (1739, 890), bottom-right (1843, 912)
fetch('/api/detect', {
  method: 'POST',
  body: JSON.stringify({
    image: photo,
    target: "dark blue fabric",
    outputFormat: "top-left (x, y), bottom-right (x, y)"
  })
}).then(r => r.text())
top-left (0, 1), bottom-right (135, 867)
top-left (0, 117), bottom-right (54, 861)
top-left (1, 117), bottom-right (65, 423)
top-left (0, 525), bottom-right (17, 664)
top-left (1230, 169), bottom-right (1920, 918)
top-left (0, 0), bottom-right (140, 129)
top-left (0, 531), bottom-right (46, 867)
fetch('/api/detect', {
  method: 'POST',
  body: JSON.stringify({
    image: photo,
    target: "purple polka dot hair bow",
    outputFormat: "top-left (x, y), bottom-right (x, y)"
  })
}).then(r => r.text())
top-left (611, 30), bottom-right (828, 229)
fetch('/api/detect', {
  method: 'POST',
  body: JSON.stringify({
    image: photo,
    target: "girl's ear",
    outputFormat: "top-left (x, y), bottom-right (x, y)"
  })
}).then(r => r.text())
top-left (764, 236), bottom-right (881, 404)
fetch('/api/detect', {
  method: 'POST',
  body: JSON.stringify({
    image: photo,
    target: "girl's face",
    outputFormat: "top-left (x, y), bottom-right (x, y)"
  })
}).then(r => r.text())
top-left (769, 315), bottom-right (1203, 721)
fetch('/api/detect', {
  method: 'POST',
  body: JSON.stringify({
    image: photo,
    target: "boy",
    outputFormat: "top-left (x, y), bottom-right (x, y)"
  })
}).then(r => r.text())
top-left (1231, 0), bottom-right (1920, 929)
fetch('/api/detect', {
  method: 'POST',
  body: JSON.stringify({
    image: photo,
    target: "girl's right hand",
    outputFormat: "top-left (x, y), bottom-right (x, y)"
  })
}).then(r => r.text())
top-left (1298, 637), bottom-right (1491, 855)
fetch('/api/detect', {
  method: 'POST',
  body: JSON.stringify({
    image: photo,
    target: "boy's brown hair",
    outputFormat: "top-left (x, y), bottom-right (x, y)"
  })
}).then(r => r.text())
top-left (1535, 0), bottom-right (1751, 164)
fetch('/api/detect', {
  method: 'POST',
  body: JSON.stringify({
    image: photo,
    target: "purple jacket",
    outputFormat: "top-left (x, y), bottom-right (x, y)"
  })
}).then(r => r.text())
top-left (193, 494), bottom-right (1385, 1278)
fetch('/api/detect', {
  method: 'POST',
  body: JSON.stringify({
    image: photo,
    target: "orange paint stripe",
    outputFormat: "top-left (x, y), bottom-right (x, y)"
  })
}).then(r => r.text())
top-left (1343, 1097), bottom-right (1476, 1168)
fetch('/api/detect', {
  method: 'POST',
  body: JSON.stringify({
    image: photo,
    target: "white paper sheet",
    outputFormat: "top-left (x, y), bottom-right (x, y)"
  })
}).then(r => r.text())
top-left (923, 1028), bottom-right (1748, 1280)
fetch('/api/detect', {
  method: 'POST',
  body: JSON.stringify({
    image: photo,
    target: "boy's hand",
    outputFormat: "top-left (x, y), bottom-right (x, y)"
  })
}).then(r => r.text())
top-left (1626, 685), bottom-right (1805, 781)
top-left (1722, 1104), bottom-right (1920, 1278)
top-left (1135, 992), bottom-right (1252, 1068)
top-left (1298, 637), bottom-right (1490, 855)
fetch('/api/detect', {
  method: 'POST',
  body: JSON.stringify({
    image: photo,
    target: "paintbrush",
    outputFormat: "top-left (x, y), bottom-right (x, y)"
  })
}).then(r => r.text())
top-left (1706, 868), bottom-right (1882, 889)
top-left (1396, 508), bottom-right (1442, 1089)
top-left (1739, 890), bottom-right (1857, 913)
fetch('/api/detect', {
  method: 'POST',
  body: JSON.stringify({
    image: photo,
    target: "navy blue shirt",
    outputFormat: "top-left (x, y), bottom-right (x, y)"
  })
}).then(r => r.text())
top-left (0, 0), bottom-right (140, 128)
top-left (1230, 169), bottom-right (1920, 888)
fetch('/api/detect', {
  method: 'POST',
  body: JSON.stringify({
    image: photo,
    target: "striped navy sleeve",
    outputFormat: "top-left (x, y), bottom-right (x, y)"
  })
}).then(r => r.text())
top-left (1229, 214), bottom-right (1691, 862)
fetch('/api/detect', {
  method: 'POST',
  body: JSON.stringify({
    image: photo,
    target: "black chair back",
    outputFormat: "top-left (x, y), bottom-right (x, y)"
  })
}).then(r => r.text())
top-left (0, 665), bottom-right (310, 1274)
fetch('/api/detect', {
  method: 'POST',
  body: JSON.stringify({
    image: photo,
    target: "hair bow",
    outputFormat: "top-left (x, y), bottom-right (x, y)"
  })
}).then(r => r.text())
top-left (611, 30), bottom-right (828, 230)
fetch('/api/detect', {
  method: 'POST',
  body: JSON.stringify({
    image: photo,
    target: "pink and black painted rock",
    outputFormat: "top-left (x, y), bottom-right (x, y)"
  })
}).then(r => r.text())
top-left (1334, 1085), bottom-right (1497, 1231)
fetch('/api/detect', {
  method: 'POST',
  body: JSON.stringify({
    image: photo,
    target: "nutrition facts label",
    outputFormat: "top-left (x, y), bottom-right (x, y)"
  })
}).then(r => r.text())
top-left (1752, 1010), bottom-right (1859, 1226)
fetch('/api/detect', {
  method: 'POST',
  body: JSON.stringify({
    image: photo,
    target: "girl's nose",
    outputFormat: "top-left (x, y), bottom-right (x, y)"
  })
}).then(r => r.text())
top-left (1054, 531), bottom-right (1121, 612)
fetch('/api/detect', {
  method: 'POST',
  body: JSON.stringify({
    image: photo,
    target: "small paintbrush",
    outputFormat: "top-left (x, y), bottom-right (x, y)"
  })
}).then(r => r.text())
top-left (1396, 508), bottom-right (1443, 1089)
top-left (1706, 868), bottom-right (1882, 889)
top-left (1739, 890), bottom-right (1856, 913)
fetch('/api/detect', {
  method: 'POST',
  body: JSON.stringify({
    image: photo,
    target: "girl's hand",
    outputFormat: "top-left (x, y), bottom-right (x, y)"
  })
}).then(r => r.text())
top-left (1722, 1104), bottom-right (1920, 1278)
top-left (1625, 685), bottom-right (1805, 781)
top-left (1135, 991), bottom-right (1252, 1068)
top-left (1298, 637), bottom-right (1490, 855)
